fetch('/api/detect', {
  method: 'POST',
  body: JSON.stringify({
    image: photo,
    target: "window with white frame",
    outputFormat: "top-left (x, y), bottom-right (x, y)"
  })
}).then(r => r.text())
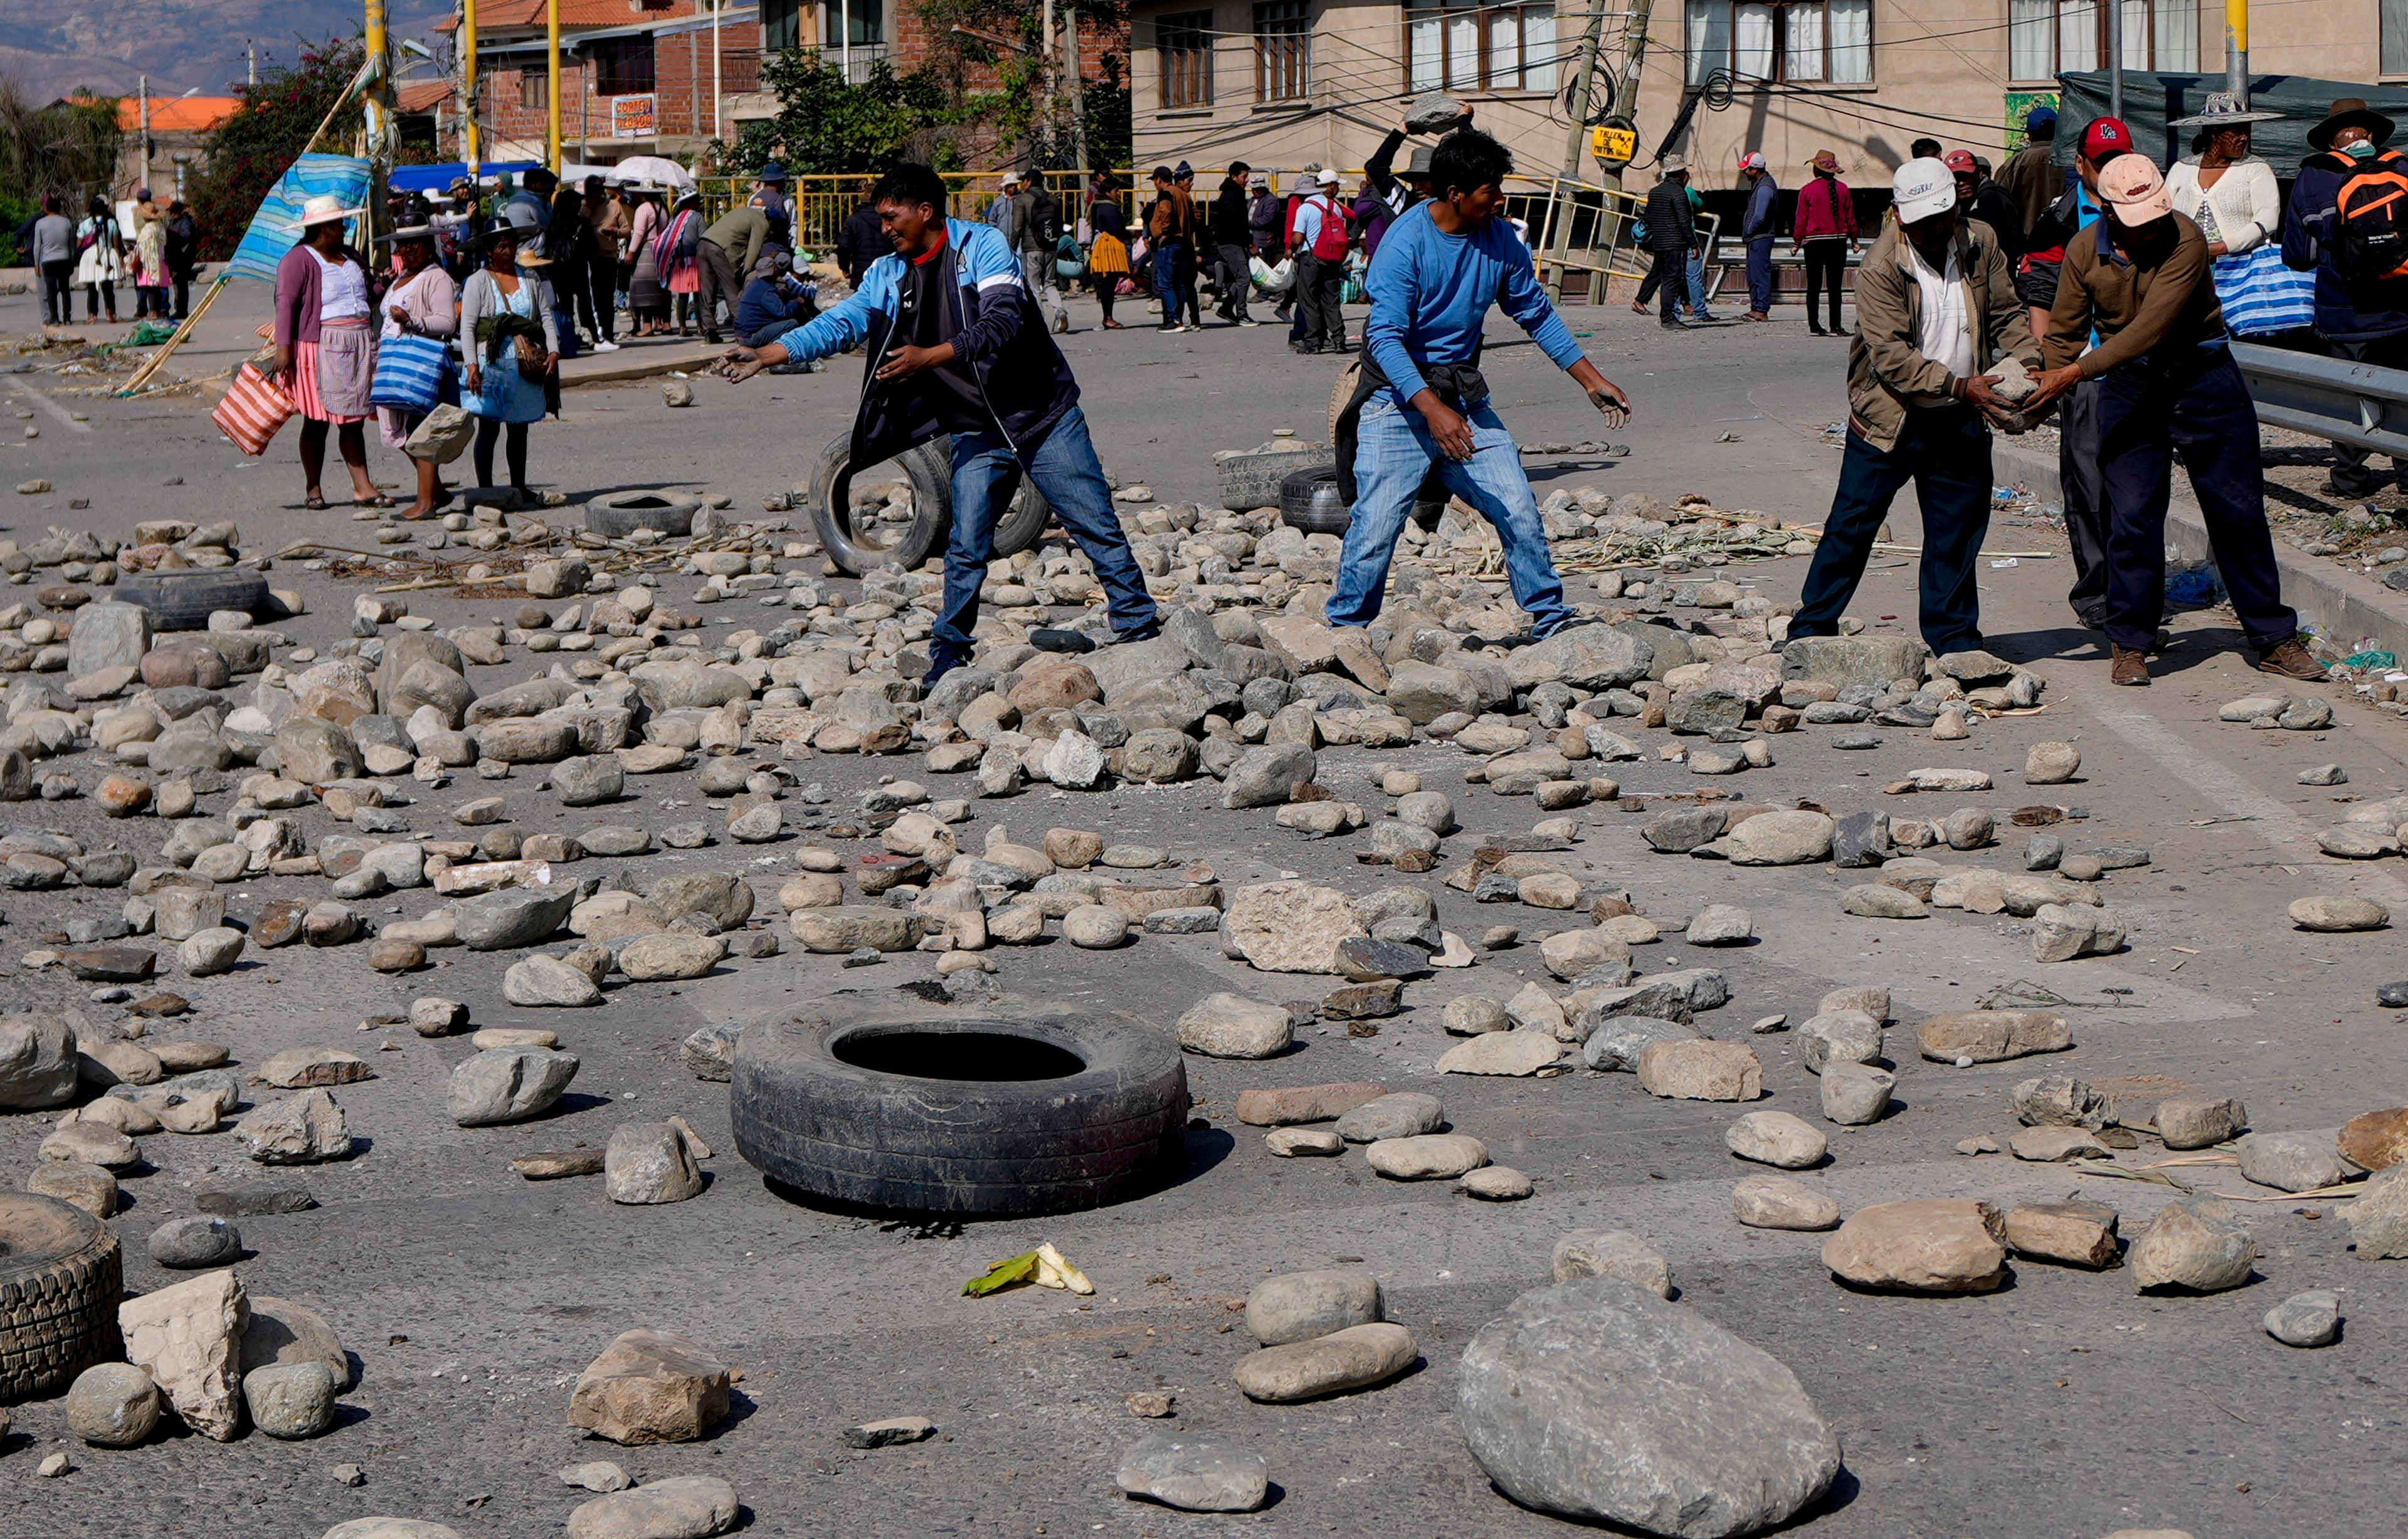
top-left (1405, 4), bottom-right (1557, 94)
top-left (1256, 1), bottom-right (1311, 102)
top-left (1686, 0), bottom-right (1870, 85)
top-left (2389, 0), bottom-right (2408, 76)
top-left (2010, 0), bottom-right (2195, 81)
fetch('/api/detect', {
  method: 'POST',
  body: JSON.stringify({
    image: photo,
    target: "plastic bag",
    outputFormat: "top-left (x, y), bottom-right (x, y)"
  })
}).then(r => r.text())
top-left (1254, 256), bottom-right (1295, 295)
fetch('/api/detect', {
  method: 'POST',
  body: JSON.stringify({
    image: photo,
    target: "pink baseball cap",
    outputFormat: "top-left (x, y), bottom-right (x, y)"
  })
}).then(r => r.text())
top-left (2097, 154), bottom-right (2173, 225)
top-left (1738, 152), bottom-right (1766, 171)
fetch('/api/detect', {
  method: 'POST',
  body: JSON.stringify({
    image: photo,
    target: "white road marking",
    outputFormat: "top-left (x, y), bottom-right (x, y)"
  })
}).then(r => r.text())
top-left (8, 380), bottom-right (90, 433)
top-left (2089, 699), bottom-right (2408, 906)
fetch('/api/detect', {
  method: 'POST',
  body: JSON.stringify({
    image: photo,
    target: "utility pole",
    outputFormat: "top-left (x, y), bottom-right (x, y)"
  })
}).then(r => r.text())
top-left (2106, 0), bottom-right (2123, 118)
top-left (1543, 1), bottom-right (1615, 301)
top-left (1590, 0), bottom-right (1654, 302)
top-left (246, 43), bottom-right (257, 87)
top-left (139, 75), bottom-right (151, 191)
top-left (2226, 0), bottom-right (2248, 105)
top-left (1042, 0), bottom-right (1057, 167)
top-left (547, 0), bottom-right (562, 174)
top-left (711, 0), bottom-right (722, 142)
top-left (1065, 0), bottom-right (1087, 189)
top-left (462, 0), bottom-right (481, 176)
top-left (364, 0), bottom-right (392, 244)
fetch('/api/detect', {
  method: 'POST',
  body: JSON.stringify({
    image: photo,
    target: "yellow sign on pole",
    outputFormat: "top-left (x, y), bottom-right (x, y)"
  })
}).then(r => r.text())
top-left (1592, 124), bottom-right (1637, 169)
top-left (547, 0), bottom-right (563, 174)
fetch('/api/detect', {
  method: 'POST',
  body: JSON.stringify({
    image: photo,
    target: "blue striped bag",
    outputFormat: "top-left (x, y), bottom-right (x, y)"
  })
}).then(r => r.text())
top-left (369, 332), bottom-right (452, 412)
top-left (2212, 242), bottom-right (2316, 337)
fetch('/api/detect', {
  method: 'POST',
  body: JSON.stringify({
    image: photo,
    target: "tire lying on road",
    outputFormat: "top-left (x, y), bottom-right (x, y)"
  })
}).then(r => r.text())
top-left (1278, 466), bottom-right (1452, 538)
top-left (805, 431), bottom-right (1050, 576)
top-left (1217, 445), bottom-right (1334, 513)
top-left (0, 1192), bottom-right (124, 1401)
top-left (586, 489), bottom-right (702, 538)
top-left (731, 1004), bottom-right (1191, 1214)
top-left (112, 569), bottom-right (273, 632)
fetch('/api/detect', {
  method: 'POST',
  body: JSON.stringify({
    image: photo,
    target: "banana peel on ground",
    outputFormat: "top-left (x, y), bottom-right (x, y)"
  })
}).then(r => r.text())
top-left (962, 1242), bottom-right (1095, 1297)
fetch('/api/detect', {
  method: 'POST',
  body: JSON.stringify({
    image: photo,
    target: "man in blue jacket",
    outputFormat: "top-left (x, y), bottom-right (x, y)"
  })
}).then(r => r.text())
top-left (2283, 97), bottom-right (2408, 498)
top-left (719, 164), bottom-right (1158, 685)
top-left (1738, 152), bottom-right (1778, 322)
top-left (1329, 130), bottom-right (1634, 639)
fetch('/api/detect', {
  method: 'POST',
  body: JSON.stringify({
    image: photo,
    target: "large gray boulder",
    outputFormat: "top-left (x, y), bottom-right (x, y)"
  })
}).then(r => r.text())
top-left (1506, 626), bottom-right (1654, 691)
top-left (448, 1047), bottom-right (581, 1127)
top-left (1457, 1278), bottom-right (1840, 1537)
top-left (274, 717), bottom-right (364, 784)
top-left (0, 1011), bottom-right (78, 1108)
top-left (1780, 634), bottom-right (1925, 689)
top-left (453, 886), bottom-right (576, 951)
top-left (69, 602), bottom-right (152, 677)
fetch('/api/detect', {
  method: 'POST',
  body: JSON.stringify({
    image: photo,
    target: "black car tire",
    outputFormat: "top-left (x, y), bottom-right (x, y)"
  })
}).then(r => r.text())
top-left (806, 433), bottom-right (1052, 575)
top-left (731, 1003), bottom-right (1190, 1215)
top-left (0, 1193), bottom-right (124, 1402)
top-left (586, 489), bottom-right (702, 538)
top-left (1280, 466), bottom-right (1353, 535)
top-left (111, 570), bottom-right (272, 632)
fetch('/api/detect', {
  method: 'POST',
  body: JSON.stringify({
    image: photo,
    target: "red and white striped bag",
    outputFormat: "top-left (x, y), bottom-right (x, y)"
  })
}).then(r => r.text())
top-left (212, 362), bottom-right (295, 456)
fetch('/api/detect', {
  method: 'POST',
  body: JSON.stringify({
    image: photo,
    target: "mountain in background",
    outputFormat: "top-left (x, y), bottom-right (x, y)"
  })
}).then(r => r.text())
top-left (0, 0), bottom-right (452, 103)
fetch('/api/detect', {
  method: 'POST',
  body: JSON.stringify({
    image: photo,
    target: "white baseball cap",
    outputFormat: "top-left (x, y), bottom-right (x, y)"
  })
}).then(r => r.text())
top-left (1891, 157), bottom-right (1955, 223)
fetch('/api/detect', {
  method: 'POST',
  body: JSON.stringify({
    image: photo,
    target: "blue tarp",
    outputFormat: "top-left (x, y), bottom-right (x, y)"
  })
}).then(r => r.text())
top-left (221, 154), bottom-right (376, 283)
top-left (389, 161), bottom-right (542, 194)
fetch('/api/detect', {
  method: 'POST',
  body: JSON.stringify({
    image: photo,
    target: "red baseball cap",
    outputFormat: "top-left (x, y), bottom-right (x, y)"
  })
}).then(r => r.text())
top-left (1944, 149), bottom-right (1978, 174)
top-left (2081, 116), bottom-right (2133, 162)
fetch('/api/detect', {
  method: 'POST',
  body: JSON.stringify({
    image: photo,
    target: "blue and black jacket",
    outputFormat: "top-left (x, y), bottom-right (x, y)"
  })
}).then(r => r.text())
top-left (773, 216), bottom-right (1080, 466)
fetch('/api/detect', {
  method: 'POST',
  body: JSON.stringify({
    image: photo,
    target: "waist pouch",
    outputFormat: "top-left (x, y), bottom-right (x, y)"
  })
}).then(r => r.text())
top-left (1333, 349), bottom-right (1486, 505)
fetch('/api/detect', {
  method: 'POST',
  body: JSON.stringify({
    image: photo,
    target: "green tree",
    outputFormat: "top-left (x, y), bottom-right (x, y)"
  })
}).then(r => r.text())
top-left (189, 37), bottom-right (365, 261)
top-left (0, 85), bottom-right (122, 263)
top-left (913, 0), bottom-right (1127, 170)
top-left (720, 54), bottom-right (968, 177)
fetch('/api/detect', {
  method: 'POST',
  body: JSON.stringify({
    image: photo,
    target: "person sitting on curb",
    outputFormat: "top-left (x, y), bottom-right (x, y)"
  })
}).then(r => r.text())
top-left (2023, 154), bottom-right (2328, 686)
top-left (1788, 159), bottom-right (2037, 659)
top-left (716, 164), bottom-right (1159, 686)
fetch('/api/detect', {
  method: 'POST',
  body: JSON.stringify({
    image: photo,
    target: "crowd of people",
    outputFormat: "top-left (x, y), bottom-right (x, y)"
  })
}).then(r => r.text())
top-left (988, 105), bottom-right (1511, 355)
top-left (21, 190), bottom-right (201, 327)
top-left (251, 160), bottom-right (818, 518)
top-left (1763, 93), bottom-right (2378, 688)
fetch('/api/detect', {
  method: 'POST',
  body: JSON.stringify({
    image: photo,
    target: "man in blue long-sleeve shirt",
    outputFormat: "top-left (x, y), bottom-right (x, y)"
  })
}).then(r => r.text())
top-left (1739, 152), bottom-right (1778, 321)
top-left (1328, 130), bottom-right (1634, 639)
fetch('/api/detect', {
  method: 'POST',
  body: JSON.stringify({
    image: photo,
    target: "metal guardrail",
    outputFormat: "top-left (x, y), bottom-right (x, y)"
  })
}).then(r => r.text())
top-left (2234, 341), bottom-right (2408, 460)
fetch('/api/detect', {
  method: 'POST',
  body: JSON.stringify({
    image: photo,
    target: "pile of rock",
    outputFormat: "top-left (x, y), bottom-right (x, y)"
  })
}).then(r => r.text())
top-left (68, 1269), bottom-right (348, 1446)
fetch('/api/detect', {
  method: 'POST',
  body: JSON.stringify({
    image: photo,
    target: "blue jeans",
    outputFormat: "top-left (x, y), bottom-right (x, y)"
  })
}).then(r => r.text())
top-left (1746, 236), bottom-right (1775, 313)
top-left (1328, 394), bottom-right (1570, 634)
top-left (1684, 250), bottom-right (1713, 317)
top-left (1790, 406), bottom-right (1992, 656)
top-left (936, 406), bottom-right (1158, 658)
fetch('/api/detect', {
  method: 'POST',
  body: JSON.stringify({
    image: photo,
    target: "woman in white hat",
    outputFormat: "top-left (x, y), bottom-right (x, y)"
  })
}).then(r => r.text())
top-left (272, 192), bottom-right (390, 510)
top-left (2165, 93), bottom-right (2284, 260)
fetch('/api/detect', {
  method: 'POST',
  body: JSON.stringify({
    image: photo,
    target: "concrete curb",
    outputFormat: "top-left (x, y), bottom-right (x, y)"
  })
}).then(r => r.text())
top-left (560, 345), bottom-right (724, 389)
top-left (1993, 439), bottom-right (2408, 662)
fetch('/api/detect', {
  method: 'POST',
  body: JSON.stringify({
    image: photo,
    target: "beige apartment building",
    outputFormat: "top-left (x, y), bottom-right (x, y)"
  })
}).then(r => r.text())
top-left (1128, 0), bottom-right (2399, 194)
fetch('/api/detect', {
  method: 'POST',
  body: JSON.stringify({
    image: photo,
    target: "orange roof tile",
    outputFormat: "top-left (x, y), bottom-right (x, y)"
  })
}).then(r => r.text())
top-left (398, 80), bottom-right (457, 112)
top-left (95, 97), bottom-right (242, 134)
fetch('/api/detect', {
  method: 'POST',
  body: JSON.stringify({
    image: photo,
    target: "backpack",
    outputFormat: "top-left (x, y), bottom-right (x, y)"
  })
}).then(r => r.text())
top-left (2335, 150), bottom-right (2408, 286)
top-left (1309, 197), bottom-right (1350, 261)
top-left (1031, 190), bottom-right (1064, 247)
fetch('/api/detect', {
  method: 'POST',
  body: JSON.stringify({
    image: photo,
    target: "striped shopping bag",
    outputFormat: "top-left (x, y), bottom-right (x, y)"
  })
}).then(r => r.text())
top-left (211, 362), bottom-right (295, 456)
top-left (2214, 243), bottom-right (2317, 337)
top-left (370, 332), bottom-right (451, 412)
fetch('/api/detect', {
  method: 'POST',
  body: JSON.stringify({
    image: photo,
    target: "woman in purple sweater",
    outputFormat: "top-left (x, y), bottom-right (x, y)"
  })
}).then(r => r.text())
top-left (273, 195), bottom-right (390, 509)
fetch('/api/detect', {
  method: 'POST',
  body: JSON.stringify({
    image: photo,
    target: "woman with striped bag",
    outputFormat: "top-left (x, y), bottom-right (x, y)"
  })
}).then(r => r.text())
top-left (273, 194), bottom-right (391, 509)
top-left (373, 216), bottom-right (460, 520)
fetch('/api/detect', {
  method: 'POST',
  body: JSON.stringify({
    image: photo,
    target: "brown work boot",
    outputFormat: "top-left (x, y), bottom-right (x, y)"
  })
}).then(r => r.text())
top-left (2110, 646), bottom-right (2152, 686)
top-left (2254, 636), bottom-right (2330, 681)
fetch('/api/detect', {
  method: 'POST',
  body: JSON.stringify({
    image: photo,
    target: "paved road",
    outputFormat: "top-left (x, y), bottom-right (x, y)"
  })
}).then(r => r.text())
top-left (0, 281), bottom-right (2403, 1539)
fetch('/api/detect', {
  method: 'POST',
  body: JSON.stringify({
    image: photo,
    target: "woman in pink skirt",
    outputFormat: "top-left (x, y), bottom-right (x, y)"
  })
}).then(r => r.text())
top-left (273, 194), bottom-right (391, 509)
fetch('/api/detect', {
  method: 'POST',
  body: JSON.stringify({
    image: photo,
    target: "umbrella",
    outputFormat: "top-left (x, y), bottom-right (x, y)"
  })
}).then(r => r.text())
top-left (583, 154), bottom-right (695, 192)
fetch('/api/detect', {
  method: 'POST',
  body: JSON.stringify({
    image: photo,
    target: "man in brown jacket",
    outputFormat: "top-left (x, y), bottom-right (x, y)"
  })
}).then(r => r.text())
top-left (1789, 159), bottom-right (2036, 657)
top-left (2024, 154), bottom-right (2325, 686)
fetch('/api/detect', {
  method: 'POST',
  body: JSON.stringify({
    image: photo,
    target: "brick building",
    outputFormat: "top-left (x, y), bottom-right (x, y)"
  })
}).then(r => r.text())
top-left (437, 0), bottom-right (1126, 170)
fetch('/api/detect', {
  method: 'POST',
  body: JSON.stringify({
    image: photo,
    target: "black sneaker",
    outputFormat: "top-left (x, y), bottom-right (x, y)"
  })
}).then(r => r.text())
top-left (1030, 628), bottom-right (1098, 654)
top-left (924, 648), bottom-right (971, 686)
top-left (1112, 620), bottom-right (1163, 646)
